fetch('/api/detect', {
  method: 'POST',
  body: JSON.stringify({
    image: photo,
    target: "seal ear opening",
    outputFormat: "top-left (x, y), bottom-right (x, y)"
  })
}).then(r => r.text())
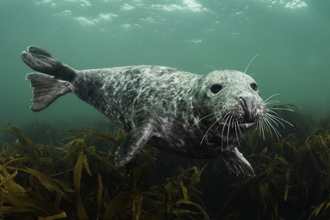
top-left (26, 73), bottom-right (72, 112)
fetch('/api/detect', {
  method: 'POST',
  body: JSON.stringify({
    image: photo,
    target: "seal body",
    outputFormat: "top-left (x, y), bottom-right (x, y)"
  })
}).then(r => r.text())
top-left (21, 46), bottom-right (267, 176)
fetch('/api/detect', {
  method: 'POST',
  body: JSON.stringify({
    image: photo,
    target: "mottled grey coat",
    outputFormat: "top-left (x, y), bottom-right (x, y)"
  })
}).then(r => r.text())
top-left (21, 46), bottom-right (267, 176)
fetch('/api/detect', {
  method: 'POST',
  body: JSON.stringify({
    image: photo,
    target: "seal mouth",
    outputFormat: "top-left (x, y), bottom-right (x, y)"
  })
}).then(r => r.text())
top-left (219, 121), bottom-right (256, 130)
top-left (238, 122), bottom-right (256, 129)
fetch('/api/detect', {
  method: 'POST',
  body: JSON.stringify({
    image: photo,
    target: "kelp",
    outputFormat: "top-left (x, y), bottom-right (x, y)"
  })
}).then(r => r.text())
top-left (0, 122), bottom-right (208, 219)
top-left (0, 157), bottom-right (68, 219)
top-left (2, 106), bottom-right (330, 219)
top-left (162, 165), bottom-right (210, 220)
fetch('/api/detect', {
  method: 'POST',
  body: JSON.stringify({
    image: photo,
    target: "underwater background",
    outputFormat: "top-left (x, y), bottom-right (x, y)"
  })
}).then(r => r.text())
top-left (1, 0), bottom-right (330, 125)
top-left (1, 0), bottom-right (330, 219)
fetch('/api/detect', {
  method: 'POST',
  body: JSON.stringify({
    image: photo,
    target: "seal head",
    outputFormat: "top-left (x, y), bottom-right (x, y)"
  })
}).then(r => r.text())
top-left (190, 70), bottom-right (267, 175)
top-left (194, 70), bottom-right (266, 151)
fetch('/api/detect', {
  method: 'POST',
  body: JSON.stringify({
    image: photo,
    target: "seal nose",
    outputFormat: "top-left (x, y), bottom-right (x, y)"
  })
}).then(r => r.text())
top-left (239, 96), bottom-right (265, 122)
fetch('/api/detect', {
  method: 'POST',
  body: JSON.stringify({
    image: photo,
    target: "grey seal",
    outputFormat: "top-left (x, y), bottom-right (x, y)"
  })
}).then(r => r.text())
top-left (21, 46), bottom-right (275, 177)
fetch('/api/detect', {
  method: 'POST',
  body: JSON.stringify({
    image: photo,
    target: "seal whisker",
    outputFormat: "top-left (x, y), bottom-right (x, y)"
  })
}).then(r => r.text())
top-left (265, 100), bottom-right (281, 106)
top-left (268, 107), bottom-right (294, 112)
top-left (263, 93), bottom-right (280, 103)
top-left (263, 116), bottom-right (282, 140)
top-left (214, 118), bottom-right (223, 133)
top-left (221, 113), bottom-right (231, 152)
top-left (260, 121), bottom-right (266, 140)
top-left (262, 122), bottom-right (268, 140)
top-left (261, 117), bottom-right (274, 139)
top-left (237, 119), bottom-right (245, 136)
top-left (266, 109), bottom-right (280, 116)
top-left (244, 54), bottom-right (259, 74)
top-left (226, 115), bottom-right (233, 150)
top-left (267, 112), bottom-right (294, 128)
top-left (265, 114), bottom-right (282, 130)
top-left (234, 119), bottom-right (242, 148)
top-left (199, 116), bottom-right (219, 146)
top-left (193, 112), bottom-right (216, 126)
top-left (204, 64), bottom-right (217, 71)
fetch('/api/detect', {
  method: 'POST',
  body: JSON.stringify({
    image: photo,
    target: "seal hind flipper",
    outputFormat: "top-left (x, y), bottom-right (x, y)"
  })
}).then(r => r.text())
top-left (114, 123), bottom-right (155, 167)
top-left (222, 148), bottom-right (255, 177)
top-left (26, 73), bottom-right (71, 112)
top-left (21, 46), bottom-right (76, 81)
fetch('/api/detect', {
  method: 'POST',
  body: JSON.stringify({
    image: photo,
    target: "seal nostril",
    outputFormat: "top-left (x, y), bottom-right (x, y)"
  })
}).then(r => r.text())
top-left (240, 97), bottom-right (247, 109)
top-left (239, 97), bottom-right (253, 122)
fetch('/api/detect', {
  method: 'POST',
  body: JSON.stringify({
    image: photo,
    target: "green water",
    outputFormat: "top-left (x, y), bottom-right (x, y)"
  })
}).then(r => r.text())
top-left (0, 0), bottom-right (329, 126)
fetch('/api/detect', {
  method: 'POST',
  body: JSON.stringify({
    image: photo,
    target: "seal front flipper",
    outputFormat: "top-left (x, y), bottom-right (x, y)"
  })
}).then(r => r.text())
top-left (222, 147), bottom-right (255, 177)
top-left (114, 123), bottom-right (155, 167)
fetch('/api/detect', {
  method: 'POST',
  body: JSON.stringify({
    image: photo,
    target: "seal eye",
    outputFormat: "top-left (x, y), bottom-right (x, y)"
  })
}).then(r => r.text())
top-left (210, 84), bottom-right (222, 94)
top-left (250, 83), bottom-right (258, 91)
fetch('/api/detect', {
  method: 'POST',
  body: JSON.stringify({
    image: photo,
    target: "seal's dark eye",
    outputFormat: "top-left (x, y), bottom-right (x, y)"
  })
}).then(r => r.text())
top-left (250, 83), bottom-right (258, 91)
top-left (210, 84), bottom-right (222, 94)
